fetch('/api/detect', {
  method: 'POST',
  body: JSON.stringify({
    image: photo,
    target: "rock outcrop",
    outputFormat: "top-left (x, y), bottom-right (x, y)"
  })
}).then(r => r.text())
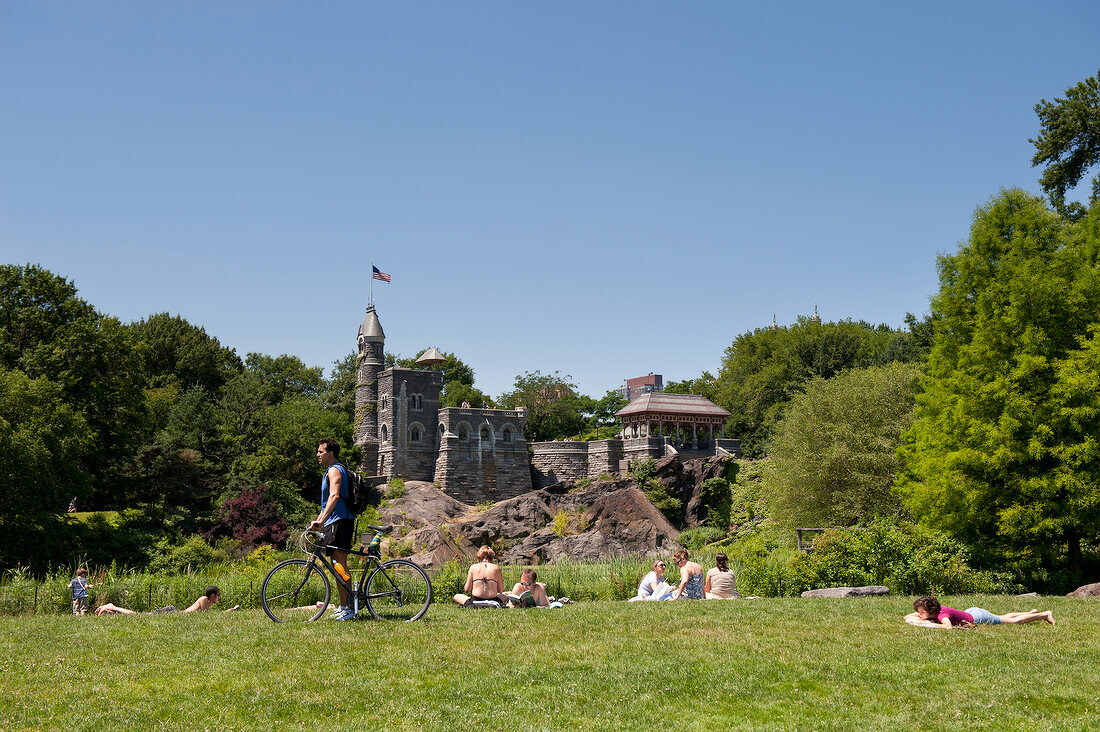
top-left (376, 477), bottom-right (681, 569)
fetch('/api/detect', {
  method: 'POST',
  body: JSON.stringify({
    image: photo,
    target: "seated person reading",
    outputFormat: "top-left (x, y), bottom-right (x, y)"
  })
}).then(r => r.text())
top-left (506, 568), bottom-right (550, 608)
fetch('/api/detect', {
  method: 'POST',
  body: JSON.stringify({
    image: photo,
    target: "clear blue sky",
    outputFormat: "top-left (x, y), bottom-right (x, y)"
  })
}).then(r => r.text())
top-left (2, 2), bottom-right (1098, 399)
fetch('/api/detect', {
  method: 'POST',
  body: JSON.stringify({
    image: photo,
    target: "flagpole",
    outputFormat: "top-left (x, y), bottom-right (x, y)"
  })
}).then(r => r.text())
top-left (369, 260), bottom-right (374, 309)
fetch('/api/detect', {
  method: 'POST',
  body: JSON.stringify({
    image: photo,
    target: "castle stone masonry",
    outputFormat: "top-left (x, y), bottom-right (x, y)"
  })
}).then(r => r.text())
top-left (353, 306), bottom-right (739, 500)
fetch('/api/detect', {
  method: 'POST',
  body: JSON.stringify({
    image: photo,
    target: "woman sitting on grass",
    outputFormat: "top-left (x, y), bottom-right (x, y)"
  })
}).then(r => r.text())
top-left (905, 596), bottom-right (1055, 628)
top-left (453, 545), bottom-right (507, 607)
top-left (704, 552), bottom-right (739, 599)
top-left (630, 559), bottom-right (675, 601)
top-left (670, 548), bottom-right (705, 600)
top-left (95, 586), bottom-right (237, 615)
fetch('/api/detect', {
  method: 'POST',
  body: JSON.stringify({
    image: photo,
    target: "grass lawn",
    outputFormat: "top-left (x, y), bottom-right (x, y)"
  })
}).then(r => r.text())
top-left (2, 595), bottom-right (1096, 731)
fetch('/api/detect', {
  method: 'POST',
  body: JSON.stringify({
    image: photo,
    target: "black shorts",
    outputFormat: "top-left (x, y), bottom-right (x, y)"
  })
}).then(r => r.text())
top-left (322, 519), bottom-right (354, 554)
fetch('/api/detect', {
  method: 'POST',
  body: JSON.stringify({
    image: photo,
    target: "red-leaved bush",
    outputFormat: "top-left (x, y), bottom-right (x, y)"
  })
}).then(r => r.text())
top-left (204, 485), bottom-right (289, 550)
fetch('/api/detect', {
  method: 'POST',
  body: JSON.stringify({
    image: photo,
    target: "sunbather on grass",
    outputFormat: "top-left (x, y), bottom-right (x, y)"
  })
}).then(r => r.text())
top-left (905, 596), bottom-right (1055, 628)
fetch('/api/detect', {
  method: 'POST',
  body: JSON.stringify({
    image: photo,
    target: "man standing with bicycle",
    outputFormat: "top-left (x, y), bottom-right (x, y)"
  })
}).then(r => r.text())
top-left (310, 438), bottom-right (355, 620)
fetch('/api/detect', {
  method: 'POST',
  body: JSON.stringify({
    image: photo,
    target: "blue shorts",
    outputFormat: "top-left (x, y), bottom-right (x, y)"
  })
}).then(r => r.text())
top-left (965, 607), bottom-right (1002, 625)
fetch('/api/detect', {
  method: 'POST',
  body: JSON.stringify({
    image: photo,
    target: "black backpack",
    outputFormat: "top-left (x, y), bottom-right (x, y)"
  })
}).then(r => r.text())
top-left (336, 462), bottom-right (371, 517)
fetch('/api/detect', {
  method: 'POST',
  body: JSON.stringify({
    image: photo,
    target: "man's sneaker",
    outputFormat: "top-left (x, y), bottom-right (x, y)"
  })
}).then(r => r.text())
top-left (330, 606), bottom-right (351, 620)
top-left (335, 609), bottom-right (358, 621)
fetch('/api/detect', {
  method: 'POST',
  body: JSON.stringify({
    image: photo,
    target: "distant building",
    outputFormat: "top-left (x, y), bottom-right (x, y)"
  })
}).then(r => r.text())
top-left (617, 373), bottom-right (663, 400)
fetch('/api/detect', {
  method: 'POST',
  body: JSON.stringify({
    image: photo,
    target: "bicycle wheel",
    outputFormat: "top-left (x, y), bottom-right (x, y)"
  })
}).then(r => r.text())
top-left (261, 559), bottom-right (331, 622)
top-left (364, 559), bottom-right (432, 621)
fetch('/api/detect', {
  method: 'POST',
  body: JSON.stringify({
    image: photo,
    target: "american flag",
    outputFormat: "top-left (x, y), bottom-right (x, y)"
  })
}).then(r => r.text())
top-left (372, 265), bottom-right (391, 283)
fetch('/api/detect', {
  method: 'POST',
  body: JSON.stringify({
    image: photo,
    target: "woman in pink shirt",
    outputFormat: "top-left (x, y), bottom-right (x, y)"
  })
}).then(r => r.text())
top-left (907, 596), bottom-right (1055, 628)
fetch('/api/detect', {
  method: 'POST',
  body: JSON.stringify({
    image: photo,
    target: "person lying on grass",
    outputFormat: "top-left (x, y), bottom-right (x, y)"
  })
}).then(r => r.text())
top-left (904, 596), bottom-right (1055, 628)
top-left (95, 586), bottom-right (238, 615)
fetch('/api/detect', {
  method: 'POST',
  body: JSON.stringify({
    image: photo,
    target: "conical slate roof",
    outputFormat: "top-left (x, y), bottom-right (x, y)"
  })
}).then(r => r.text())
top-left (358, 306), bottom-right (385, 341)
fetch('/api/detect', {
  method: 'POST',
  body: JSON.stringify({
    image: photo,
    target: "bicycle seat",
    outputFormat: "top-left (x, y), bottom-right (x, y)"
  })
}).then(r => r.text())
top-left (364, 524), bottom-right (394, 535)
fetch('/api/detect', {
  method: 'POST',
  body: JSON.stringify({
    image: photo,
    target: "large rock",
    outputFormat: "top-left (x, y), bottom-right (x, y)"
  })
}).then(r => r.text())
top-left (381, 476), bottom-right (680, 565)
top-left (376, 482), bottom-right (467, 531)
top-left (1067, 582), bottom-right (1100, 597)
top-left (458, 491), bottom-right (556, 546)
top-left (801, 586), bottom-right (890, 598)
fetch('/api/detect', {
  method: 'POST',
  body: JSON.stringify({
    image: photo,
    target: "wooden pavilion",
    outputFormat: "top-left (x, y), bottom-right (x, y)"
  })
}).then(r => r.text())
top-left (615, 393), bottom-right (731, 450)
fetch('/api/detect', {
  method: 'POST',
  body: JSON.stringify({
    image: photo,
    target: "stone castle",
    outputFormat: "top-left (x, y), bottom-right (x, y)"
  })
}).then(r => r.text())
top-left (353, 306), bottom-right (738, 503)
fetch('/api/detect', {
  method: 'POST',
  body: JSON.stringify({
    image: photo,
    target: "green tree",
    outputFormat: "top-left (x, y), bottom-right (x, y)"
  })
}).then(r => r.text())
top-left (1030, 69), bottom-right (1100, 219)
top-left (0, 367), bottom-right (94, 568)
top-left (664, 371), bottom-right (717, 400)
top-left (899, 189), bottom-right (1100, 577)
top-left (498, 370), bottom-right (589, 442)
top-left (713, 318), bottom-right (914, 457)
top-left (128, 312), bottom-right (242, 392)
top-left (765, 363), bottom-right (920, 529)
top-left (0, 265), bottom-right (147, 507)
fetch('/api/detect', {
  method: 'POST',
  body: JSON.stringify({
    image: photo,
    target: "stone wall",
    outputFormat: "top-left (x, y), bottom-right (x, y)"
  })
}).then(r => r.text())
top-left (530, 437), bottom-right (704, 487)
top-left (530, 441), bottom-right (589, 489)
top-left (377, 367), bottom-right (443, 481)
top-left (434, 407), bottom-right (532, 503)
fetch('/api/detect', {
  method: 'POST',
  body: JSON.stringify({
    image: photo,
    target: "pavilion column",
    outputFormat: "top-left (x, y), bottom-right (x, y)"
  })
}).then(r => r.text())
top-left (692, 423), bottom-right (698, 450)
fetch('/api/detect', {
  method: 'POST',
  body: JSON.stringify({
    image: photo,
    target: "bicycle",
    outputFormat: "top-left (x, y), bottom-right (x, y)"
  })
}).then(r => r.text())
top-left (261, 524), bottom-right (432, 622)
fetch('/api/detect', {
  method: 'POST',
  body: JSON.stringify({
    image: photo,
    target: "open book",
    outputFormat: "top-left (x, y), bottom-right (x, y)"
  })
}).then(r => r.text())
top-left (504, 590), bottom-right (537, 608)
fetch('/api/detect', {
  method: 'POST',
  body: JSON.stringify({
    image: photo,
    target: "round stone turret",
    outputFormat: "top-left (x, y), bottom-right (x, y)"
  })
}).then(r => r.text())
top-left (354, 305), bottom-right (385, 473)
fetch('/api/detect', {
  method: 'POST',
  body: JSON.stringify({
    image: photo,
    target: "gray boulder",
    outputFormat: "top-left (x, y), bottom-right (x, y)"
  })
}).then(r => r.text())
top-left (801, 586), bottom-right (890, 598)
top-left (1067, 582), bottom-right (1100, 597)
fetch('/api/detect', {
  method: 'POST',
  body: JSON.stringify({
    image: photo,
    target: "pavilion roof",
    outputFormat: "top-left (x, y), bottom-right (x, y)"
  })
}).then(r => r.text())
top-left (615, 393), bottom-right (730, 419)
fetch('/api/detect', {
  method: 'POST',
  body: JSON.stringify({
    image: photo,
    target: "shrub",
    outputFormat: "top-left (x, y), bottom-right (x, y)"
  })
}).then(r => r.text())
top-left (147, 536), bottom-right (216, 574)
top-left (698, 477), bottom-right (732, 528)
top-left (631, 458), bottom-right (656, 484)
top-left (642, 478), bottom-right (682, 524)
top-left (203, 485), bottom-right (289, 552)
top-left (385, 478), bottom-right (406, 499)
top-left (678, 526), bottom-right (727, 550)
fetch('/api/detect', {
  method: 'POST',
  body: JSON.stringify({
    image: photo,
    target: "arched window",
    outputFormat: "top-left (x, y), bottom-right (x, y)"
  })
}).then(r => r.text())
top-left (480, 426), bottom-right (491, 441)
top-left (380, 424), bottom-right (388, 442)
top-left (459, 425), bottom-right (469, 441)
top-left (502, 428), bottom-right (512, 443)
top-left (411, 426), bottom-right (421, 442)
top-left (380, 395), bottom-right (388, 411)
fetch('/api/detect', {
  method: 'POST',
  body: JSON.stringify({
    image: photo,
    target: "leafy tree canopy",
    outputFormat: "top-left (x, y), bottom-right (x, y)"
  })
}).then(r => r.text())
top-left (713, 317), bottom-right (925, 457)
top-left (387, 349), bottom-right (475, 388)
top-left (899, 188), bottom-right (1100, 578)
top-left (128, 312), bottom-right (242, 392)
top-left (765, 362), bottom-right (920, 529)
top-left (1030, 69), bottom-right (1100, 219)
top-left (498, 370), bottom-right (590, 442)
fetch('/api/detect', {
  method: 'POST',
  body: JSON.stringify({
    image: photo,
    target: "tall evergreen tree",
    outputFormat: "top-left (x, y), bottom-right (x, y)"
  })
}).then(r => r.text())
top-left (899, 189), bottom-right (1100, 578)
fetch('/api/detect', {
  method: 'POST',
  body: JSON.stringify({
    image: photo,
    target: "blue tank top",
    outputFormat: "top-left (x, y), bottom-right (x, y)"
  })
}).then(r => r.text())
top-left (321, 463), bottom-right (352, 525)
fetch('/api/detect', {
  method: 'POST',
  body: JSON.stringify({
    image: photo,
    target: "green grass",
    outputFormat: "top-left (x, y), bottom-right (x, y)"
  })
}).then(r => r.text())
top-left (2, 595), bottom-right (1097, 730)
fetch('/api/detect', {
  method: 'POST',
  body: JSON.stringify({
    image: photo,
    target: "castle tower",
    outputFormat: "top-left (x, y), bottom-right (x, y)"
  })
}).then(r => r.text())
top-left (354, 305), bottom-right (385, 474)
top-left (810, 304), bottom-right (821, 324)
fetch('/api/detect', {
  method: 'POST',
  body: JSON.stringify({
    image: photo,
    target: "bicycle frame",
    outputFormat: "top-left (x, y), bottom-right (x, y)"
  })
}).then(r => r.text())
top-left (309, 542), bottom-right (398, 616)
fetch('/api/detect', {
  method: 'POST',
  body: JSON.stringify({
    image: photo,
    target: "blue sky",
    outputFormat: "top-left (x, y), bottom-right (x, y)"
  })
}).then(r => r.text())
top-left (2, 2), bottom-right (1098, 399)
